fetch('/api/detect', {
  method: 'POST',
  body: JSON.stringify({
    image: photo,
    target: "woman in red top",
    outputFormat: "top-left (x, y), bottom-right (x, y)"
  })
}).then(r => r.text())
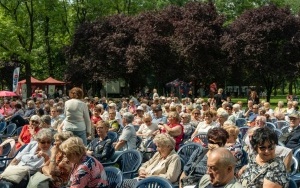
top-left (16, 115), bottom-right (41, 149)
top-left (158, 111), bottom-right (184, 151)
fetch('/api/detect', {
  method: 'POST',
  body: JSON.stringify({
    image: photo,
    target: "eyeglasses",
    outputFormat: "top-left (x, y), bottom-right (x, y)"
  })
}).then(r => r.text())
top-left (208, 140), bottom-right (223, 146)
top-left (40, 140), bottom-right (51, 144)
top-left (258, 144), bottom-right (275, 151)
top-left (31, 120), bottom-right (39, 124)
top-left (194, 113), bottom-right (200, 115)
top-left (96, 127), bottom-right (104, 130)
top-left (181, 116), bottom-right (187, 119)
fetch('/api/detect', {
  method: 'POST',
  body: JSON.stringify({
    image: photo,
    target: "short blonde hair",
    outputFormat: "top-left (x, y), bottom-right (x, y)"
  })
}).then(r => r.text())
top-left (54, 131), bottom-right (74, 142)
top-left (97, 120), bottom-right (110, 129)
top-left (168, 111), bottom-right (180, 122)
top-left (223, 124), bottom-right (240, 140)
top-left (143, 113), bottom-right (152, 121)
top-left (59, 137), bottom-right (86, 157)
top-left (153, 134), bottom-right (175, 149)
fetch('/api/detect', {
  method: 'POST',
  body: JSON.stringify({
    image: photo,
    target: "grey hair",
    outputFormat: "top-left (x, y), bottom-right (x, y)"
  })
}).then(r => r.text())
top-left (153, 134), bottom-right (175, 150)
top-left (218, 111), bottom-right (229, 120)
top-left (123, 112), bottom-right (134, 124)
top-left (232, 104), bottom-right (240, 110)
top-left (211, 147), bottom-right (236, 167)
top-left (36, 128), bottom-right (53, 141)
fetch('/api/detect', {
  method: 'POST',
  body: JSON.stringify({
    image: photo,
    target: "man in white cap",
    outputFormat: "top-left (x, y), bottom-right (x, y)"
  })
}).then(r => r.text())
top-left (279, 112), bottom-right (300, 152)
top-left (132, 106), bottom-right (144, 125)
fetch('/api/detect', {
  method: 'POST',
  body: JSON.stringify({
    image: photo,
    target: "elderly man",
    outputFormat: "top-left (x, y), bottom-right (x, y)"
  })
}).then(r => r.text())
top-left (279, 112), bottom-right (300, 152)
top-left (114, 112), bottom-right (137, 151)
top-left (152, 105), bottom-right (167, 125)
top-left (199, 148), bottom-right (242, 187)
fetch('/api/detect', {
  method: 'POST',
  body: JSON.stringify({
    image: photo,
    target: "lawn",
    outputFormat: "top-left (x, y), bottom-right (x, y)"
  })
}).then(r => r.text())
top-left (230, 95), bottom-right (289, 109)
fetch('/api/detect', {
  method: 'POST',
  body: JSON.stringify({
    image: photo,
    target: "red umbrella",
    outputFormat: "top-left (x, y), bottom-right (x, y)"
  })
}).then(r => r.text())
top-left (0, 91), bottom-right (18, 97)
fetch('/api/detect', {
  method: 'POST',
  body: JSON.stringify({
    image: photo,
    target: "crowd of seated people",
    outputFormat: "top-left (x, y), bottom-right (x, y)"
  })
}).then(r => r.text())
top-left (0, 87), bottom-right (298, 187)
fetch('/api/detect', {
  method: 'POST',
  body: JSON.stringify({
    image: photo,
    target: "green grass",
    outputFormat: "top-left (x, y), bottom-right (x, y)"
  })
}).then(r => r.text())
top-left (230, 95), bottom-right (288, 109)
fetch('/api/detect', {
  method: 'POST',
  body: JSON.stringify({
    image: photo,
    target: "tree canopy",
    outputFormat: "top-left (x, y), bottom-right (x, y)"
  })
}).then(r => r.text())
top-left (221, 4), bottom-right (300, 101)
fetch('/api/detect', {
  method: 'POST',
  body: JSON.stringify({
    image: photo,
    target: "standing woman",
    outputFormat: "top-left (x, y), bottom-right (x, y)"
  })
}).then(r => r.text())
top-left (63, 87), bottom-right (91, 145)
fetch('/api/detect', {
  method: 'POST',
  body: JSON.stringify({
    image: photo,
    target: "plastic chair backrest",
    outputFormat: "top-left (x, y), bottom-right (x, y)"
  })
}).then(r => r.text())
top-left (265, 122), bottom-right (276, 130)
top-left (14, 126), bottom-right (23, 136)
top-left (177, 143), bottom-right (202, 165)
top-left (275, 120), bottom-right (289, 129)
top-left (274, 129), bottom-right (283, 138)
top-left (119, 150), bottom-right (142, 179)
top-left (135, 176), bottom-right (173, 188)
top-left (0, 143), bottom-right (11, 157)
top-left (290, 157), bottom-right (299, 176)
top-left (107, 131), bottom-right (118, 143)
top-left (281, 126), bottom-right (289, 133)
top-left (289, 179), bottom-right (298, 188)
top-left (293, 148), bottom-right (300, 160)
top-left (136, 136), bottom-right (142, 148)
top-left (104, 166), bottom-right (123, 188)
top-left (236, 118), bottom-right (247, 127)
top-left (0, 122), bottom-right (6, 133)
top-left (5, 123), bottom-right (17, 136)
top-left (192, 132), bottom-right (208, 148)
top-left (238, 127), bottom-right (249, 140)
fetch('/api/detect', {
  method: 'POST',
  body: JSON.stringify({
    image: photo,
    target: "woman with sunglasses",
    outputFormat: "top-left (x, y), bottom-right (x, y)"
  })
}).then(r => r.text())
top-left (9, 129), bottom-right (52, 179)
top-left (179, 127), bottom-right (228, 188)
top-left (239, 127), bottom-right (288, 188)
top-left (42, 131), bottom-right (73, 188)
top-left (190, 109), bottom-right (201, 128)
top-left (15, 115), bottom-right (41, 149)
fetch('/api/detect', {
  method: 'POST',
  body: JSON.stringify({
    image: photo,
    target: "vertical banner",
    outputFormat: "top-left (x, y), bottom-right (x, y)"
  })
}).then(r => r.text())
top-left (21, 84), bottom-right (27, 99)
top-left (48, 85), bottom-right (55, 95)
top-left (12, 67), bottom-right (20, 92)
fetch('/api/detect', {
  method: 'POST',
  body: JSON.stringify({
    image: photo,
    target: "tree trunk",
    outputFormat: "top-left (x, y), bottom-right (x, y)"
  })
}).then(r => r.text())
top-left (45, 16), bottom-right (53, 76)
top-left (289, 81), bottom-right (293, 94)
top-left (25, 62), bottom-right (32, 98)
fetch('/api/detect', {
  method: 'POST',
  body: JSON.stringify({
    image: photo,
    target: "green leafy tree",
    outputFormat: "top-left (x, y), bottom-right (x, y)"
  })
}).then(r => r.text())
top-left (221, 4), bottom-right (300, 101)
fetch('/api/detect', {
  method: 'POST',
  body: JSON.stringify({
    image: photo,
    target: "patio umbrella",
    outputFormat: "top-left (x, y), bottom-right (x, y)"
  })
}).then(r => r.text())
top-left (0, 91), bottom-right (18, 97)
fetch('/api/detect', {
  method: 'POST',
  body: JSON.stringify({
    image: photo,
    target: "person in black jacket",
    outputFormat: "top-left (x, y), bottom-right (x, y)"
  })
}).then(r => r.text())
top-left (279, 112), bottom-right (300, 152)
top-left (86, 120), bottom-right (115, 163)
top-left (179, 127), bottom-right (229, 188)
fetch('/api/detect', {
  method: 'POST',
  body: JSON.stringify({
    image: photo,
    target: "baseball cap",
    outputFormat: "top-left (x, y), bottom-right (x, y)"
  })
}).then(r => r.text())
top-left (289, 112), bottom-right (300, 119)
top-left (154, 105), bottom-right (162, 111)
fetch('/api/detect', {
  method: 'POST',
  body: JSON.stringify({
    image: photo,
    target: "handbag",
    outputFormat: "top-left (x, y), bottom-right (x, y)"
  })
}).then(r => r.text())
top-left (181, 148), bottom-right (208, 187)
top-left (0, 165), bottom-right (30, 184)
top-left (26, 171), bottom-right (51, 188)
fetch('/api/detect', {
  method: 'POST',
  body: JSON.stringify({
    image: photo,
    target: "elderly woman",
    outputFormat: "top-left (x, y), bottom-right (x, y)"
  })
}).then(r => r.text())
top-left (86, 121), bottom-right (115, 163)
top-left (10, 128), bottom-right (52, 172)
top-left (181, 113), bottom-right (193, 141)
top-left (274, 101), bottom-right (287, 114)
top-left (42, 131), bottom-right (73, 187)
top-left (180, 127), bottom-right (229, 188)
top-left (122, 134), bottom-right (181, 187)
top-left (239, 127), bottom-right (288, 187)
top-left (136, 114), bottom-right (158, 151)
top-left (62, 87), bottom-right (91, 145)
top-left (223, 124), bottom-right (243, 169)
top-left (191, 110), bottom-right (217, 138)
top-left (16, 115), bottom-right (41, 149)
top-left (158, 111), bottom-right (184, 151)
top-left (190, 109), bottom-right (201, 128)
top-left (59, 137), bottom-right (108, 188)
